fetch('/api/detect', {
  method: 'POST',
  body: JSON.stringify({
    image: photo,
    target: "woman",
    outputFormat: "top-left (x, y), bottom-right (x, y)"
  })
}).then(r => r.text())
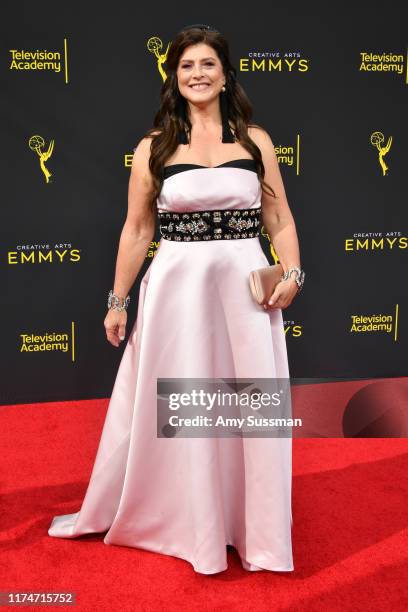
top-left (48, 24), bottom-right (304, 574)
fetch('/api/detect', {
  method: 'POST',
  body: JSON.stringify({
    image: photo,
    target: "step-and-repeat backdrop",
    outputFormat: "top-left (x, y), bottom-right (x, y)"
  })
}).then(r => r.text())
top-left (1, 5), bottom-right (406, 404)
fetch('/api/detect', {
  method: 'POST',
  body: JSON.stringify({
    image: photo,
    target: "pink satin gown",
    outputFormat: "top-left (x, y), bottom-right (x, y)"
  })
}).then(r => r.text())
top-left (48, 158), bottom-right (294, 574)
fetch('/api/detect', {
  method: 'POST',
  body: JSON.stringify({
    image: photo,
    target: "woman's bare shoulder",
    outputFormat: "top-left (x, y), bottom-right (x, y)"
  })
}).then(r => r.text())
top-left (131, 131), bottom-right (161, 184)
top-left (248, 123), bottom-right (273, 145)
top-left (133, 128), bottom-right (163, 152)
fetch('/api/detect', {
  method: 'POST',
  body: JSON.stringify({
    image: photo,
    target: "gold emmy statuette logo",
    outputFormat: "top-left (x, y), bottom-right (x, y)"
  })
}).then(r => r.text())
top-left (269, 243), bottom-right (279, 264)
top-left (260, 226), bottom-right (280, 263)
top-left (370, 131), bottom-right (392, 176)
top-left (29, 135), bottom-right (54, 183)
top-left (147, 36), bottom-right (171, 82)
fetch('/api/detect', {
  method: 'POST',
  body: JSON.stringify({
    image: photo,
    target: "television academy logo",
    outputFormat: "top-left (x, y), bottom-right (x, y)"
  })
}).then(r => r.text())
top-left (350, 307), bottom-right (399, 341)
top-left (359, 51), bottom-right (406, 81)
top-left (20, 324), bottom-right (77, 360)
top-left (8, 40), bottom-right (69, 83)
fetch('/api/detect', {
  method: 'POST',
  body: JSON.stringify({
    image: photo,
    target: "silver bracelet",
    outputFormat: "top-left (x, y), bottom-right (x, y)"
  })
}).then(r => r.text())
top-left (107, 290), bottom-right (130, 311)
top-left (282, 266), bottom-right (305, 293)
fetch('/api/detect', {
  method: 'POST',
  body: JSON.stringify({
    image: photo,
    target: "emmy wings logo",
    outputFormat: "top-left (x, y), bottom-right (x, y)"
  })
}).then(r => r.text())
top-left (9, 39), bottom-right (69, 83)
top-left (260, 226), bottom-right (280, 264)
top-left (29, 135), bottom-right (54, 183)
top-left (147, 35), bottom-right (171, 82)
top-left (370, 131), bottom-right (392, 176)
top-left (359, 51), bottom-right (406, 82)
top-left (344, 231), bottom-right (407, 252)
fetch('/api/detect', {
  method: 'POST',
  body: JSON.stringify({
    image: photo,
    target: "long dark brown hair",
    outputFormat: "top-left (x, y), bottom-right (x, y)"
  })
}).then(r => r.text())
top-left (142, 26), bottom-right (277, 211)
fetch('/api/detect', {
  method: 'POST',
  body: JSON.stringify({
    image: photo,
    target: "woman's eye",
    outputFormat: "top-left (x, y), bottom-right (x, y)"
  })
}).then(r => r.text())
top-left (181, 63), bottom-right (214, 68)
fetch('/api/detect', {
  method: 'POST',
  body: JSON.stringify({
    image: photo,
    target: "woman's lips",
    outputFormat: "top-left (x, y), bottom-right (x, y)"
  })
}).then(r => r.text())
top-left (189, 83), bottom-right (210, 89)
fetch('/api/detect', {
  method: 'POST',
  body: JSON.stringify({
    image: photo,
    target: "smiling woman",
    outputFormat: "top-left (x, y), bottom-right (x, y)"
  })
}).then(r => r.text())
top-left (142, 29), bottom-right (290, 208)
top-left (48, 22), bottom-right (303, 576)
top-left (175, 39), bottom-right (237, 146)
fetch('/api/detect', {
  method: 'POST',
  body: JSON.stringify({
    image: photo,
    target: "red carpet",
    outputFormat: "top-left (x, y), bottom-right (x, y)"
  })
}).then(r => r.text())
top-left (1, 378), bottom-right (407, 611)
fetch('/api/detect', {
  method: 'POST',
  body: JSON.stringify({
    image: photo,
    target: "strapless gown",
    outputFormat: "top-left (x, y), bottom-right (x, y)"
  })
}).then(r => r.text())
top-left (48, 158), bottom-right (294, 574)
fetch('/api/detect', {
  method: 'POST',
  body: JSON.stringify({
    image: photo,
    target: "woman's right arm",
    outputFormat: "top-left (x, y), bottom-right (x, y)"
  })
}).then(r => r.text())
top-left (104, 136), bottom-right (156, 347)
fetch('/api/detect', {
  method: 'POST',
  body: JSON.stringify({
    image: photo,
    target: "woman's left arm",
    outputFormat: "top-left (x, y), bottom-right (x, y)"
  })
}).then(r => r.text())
top-left (250, 127), bottom-right (302, 310)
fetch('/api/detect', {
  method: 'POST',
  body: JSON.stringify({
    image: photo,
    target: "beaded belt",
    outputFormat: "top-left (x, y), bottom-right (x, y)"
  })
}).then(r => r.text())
top-left (158, 207), bottom-right (261, 242)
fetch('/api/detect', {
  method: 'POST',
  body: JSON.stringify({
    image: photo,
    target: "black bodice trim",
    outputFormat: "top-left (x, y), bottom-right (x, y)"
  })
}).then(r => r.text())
top-left (162, 158), bottom-right (257, 180)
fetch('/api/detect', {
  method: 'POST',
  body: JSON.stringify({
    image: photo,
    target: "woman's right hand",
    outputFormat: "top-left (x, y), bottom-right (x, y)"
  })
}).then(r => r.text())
top-left (104, 309), bottom-right (128, 347)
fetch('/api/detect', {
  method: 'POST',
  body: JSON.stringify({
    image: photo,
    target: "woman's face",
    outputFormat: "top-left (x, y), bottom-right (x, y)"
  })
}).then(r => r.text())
top-left (176, 42), bottom-right (226, 104)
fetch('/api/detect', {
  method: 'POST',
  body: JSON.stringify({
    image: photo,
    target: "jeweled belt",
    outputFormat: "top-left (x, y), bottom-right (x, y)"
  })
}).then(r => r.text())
top-left (158, 207), bottom-right (261, 242)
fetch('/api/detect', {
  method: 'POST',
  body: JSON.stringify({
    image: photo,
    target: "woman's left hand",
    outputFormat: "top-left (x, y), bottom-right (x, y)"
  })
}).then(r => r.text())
top-left (264, 278), bottom-right (299, 310)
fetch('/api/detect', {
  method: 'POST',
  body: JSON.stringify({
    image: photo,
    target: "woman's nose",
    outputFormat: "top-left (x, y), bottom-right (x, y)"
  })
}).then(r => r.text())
top-left (192, 66), bottom-right (204, 77)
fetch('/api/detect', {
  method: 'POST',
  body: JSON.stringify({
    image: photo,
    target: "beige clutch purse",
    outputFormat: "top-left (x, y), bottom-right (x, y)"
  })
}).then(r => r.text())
top-left (249, 264), bottom-right (284, 305)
